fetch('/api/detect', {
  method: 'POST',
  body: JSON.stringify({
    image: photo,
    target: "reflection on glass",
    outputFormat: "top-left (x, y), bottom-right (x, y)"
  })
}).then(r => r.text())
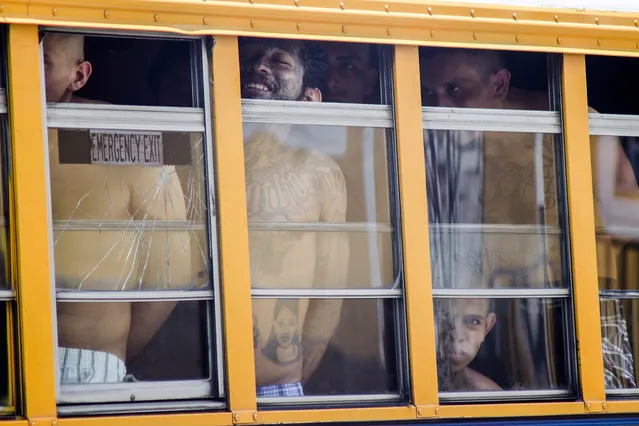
top-left (435, 298), bottom-right (570, 392)
top-left (126, 301), bottom-right (210, 381)
top-left (600, 299), bottom-right (637, 390)
top-left (419, 47), bottom-right (549, 110)
top-left (244, 123), bottom-right (393, 289)
top-left (0, 304), bottom-right (10, 407)
top-left (50, 129), bottom-right (209, 291)
top-left (0, 120), bottom-right (7, 290)
top-left (253, 298), bottom-right (398, 396)
top-left (425, 130), bottom-right (562, 289)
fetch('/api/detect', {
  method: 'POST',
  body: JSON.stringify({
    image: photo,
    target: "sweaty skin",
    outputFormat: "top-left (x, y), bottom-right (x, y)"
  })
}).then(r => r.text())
top-left (240, 39), bottom-right (349, 388)
top-left (45, 33), bottom-right (193, 369)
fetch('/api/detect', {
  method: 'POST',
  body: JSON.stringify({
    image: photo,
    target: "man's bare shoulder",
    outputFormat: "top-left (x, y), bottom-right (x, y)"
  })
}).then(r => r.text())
top-left (70, 95), bottom-right (109, 104)
top-left (462, 368), bottom-right (502, 391)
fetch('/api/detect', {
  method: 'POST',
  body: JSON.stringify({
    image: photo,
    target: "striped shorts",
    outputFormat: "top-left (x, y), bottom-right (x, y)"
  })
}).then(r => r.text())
top-left (256, 382), bottom-right (304, 397)
top-left (58, 347), bottom-right (126, 384)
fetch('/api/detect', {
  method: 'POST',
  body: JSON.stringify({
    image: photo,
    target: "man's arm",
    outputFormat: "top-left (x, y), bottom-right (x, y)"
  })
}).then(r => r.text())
top-left (302, 156), bottom-right (349, 384)
top-left (126, 165), bottom-right (193, 361)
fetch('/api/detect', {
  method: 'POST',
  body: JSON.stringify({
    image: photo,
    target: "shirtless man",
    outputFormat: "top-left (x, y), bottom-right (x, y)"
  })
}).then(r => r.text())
top-left (421, 47), bottom-right (634, 390)
top-left (436, 298), bottom-right (499, 391)
top-left (239, 38), bottom-right (349, 396)
top-left (43, 33), bottom-right (192, 384)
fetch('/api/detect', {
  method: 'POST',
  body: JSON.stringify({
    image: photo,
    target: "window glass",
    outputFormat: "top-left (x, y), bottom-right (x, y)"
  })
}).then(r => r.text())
top-left (419, 48), bottom-right (550, 110)
top-left (240, 37), bottom-right (403, 401)
top-left (587, 56), bottom-right (639, 394)
top-left (421, 48), bottom-right (574, 399)
top-left (42, 31), bottom-right (218, 406)
top-left (435, 298), bottom-right (571, 393)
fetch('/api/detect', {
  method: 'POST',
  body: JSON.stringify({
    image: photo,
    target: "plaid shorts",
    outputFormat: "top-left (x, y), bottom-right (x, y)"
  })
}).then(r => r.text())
top-left (256, 382), bottom-right (304, 397)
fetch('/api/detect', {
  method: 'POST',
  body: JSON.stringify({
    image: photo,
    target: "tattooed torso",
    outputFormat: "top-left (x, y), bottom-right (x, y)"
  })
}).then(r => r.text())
top-left (245, 126), bottom-right (347, 386)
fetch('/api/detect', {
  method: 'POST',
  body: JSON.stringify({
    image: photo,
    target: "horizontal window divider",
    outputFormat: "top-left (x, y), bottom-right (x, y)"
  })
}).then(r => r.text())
top-left (605, 388), bottom-right (639, 396)
top-left (53, 220), bottom-right (392, 233)
top-left (600, 290), bottom-right (639, 299)
top-left (438, 389), bottom-right (572, 402)
top-left (432, 288), bottom-right (570, 298)
top-left (59, 379), bottom-right (212, 405)
top-left (57, 399), bottom-right (225, 417)
top-left (0, 290), bottom-right (15, 301)
top-left (0, 88), bottom-right (5, 114)
top-left (241, 99), bottom-right (393, 128)
top-left (423, 107), bottom-right (561, 133)
top-left (429, 223), bottom-right (561, 235)
top-left (596, 226), bottom-right (639, 238)
top-left (257, 393), bottom-right (402, 405)
top-left (251, 288), bottom-right (402, 299)
top-left (56, 290), bottom-right (213, 302)
top-left (589, 113), bottom-right (639, 137)
top-left (47, 104), bottom-right (205, 132)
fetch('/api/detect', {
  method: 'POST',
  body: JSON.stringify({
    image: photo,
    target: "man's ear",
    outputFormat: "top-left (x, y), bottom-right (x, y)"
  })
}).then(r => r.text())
top-left (484, 312), bottom-right (497, 337)
top-left (490, 68), bottom-right (511, 99)
top-left (303, 87), bottom-right (322, 102)
top-left (68, 61), bottom-right (92, 92)
top-left (363, 69), bottom-right (379, 97)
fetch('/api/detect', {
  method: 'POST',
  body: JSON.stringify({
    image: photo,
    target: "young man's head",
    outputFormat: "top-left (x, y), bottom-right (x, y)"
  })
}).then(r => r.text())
top-left (440, 298), bottom-right (496, 373)
top-left (419, 48), bottom-right (511, 109)
top-left (324, 42), bottom-right (378, 104)
top-left (42, 33), bottom-right (92, 103)
top-left (239, 38), bottom-right (327, 102)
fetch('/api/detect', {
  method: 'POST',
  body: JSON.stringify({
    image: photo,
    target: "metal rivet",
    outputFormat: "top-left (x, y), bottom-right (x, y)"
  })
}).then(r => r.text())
top-left (29, 422), bottom-right (35, 426)
top-left (595, 17), bottom-right (599, 24)
top-left (153, 13), bottom-right (159, 21)
top-left (417, 407), bottom-right (423, 416)
top-left (0, 5), bottom-right (5, 13)
top-left (473, 32), bottom-right (478, 40)
top-left (384, 4), bottom-right (389, 12)
top-left (470, 9), bottom-right (475, 18)
top-left (556, 37), bottom-right (561, 44)
top-left (130, 394), bottom-right (136, 401)
top-left (103, 10), bottom-right (109, 18)
top-left (253, 413), bottom-right (259, 421)
top-left (51, 7), bottom-right (57, 15)
top-left (636, 41), bottom-right (639, 48)
top-left (435, 407), bottom-right (440, 415)
top-left (52, 421), bottom-right (58, 426)
top-left (515, 35), bottom-right (520, 42)
top-left (430, 30), bottom-right (435, 38)
top-left (339, 2), bottom-right (344, 9)
top-left (249, 0), bottom-right (254, 4)
top-left (386, 27), bottom-right (392, 35)
top-left (250, 19), bottom-right (256, 27)
top-left (203, 16), bottom-right (209, 24)
top-left (341, 24), bottom-right (347, 33)
top-left (234, 414), bottom-right (240, 422)
top-left (586, 403), bottom-right (592, 411)
top-left (554, 14), bottom-right (559, 23)
top-left (635, 19), bottom-right (638, 27)
top-left (427, 6), bottom-right (432, 15)
top-left (597, 39), bottom-right (601, 46)
top-left (602, 402), bottom-right (608, 411)
top-left (296, 22), bottom-right (302, 30)
top-left (512, 12), bottom-right (517, 20)
top-left (294, 0), bottom-right (299, 6)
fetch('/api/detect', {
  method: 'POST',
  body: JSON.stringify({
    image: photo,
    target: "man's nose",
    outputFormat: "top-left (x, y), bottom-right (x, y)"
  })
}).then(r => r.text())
top-left (248, 59), bottom-right (271, 75)
top-left (436, 94), bottom-right (455, 108)
top-left (328, 74), bottom-right (341, 92)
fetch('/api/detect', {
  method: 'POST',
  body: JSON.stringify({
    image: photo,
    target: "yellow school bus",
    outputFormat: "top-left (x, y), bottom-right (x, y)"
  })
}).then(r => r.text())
top-left (1, 0), bottom-right (639, 425)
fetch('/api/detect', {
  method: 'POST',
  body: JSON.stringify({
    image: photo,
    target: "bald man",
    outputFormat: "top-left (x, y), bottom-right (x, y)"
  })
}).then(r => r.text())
top-left (43, 33), bottom-right (194, 385)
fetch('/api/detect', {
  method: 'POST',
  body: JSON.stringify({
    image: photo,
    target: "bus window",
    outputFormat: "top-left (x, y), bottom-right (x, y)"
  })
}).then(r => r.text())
top-left (587, 55), bottom-right (639, 395)
top-left (41, 31), bottom-right (220, 411)
top-left (239, 37), bottom-right (403, 402)
top-left (420, 48), bottom-right (575, 399)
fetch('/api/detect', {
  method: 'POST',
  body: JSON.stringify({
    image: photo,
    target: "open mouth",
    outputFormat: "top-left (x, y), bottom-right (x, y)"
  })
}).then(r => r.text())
top-left (244, 82), bottom-right (272, 94)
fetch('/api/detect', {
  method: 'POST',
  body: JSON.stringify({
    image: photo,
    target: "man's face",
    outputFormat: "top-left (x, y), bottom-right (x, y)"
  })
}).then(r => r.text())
top-left (43, 35), bottom-right (81, 102)
top-left (325, 42), bottom-right (377, 103)
top-left (443, 299), bottom-right (496, 372)
top-left (273, 306), bottom-right (297, 349)
top-left (240, 40), bottom-right (306, 101)
top-left (420, 52), bottom-right (504, 109)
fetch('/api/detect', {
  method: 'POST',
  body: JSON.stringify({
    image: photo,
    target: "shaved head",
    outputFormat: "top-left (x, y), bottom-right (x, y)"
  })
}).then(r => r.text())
top-left (43, 33), bottom-right (92, 102)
